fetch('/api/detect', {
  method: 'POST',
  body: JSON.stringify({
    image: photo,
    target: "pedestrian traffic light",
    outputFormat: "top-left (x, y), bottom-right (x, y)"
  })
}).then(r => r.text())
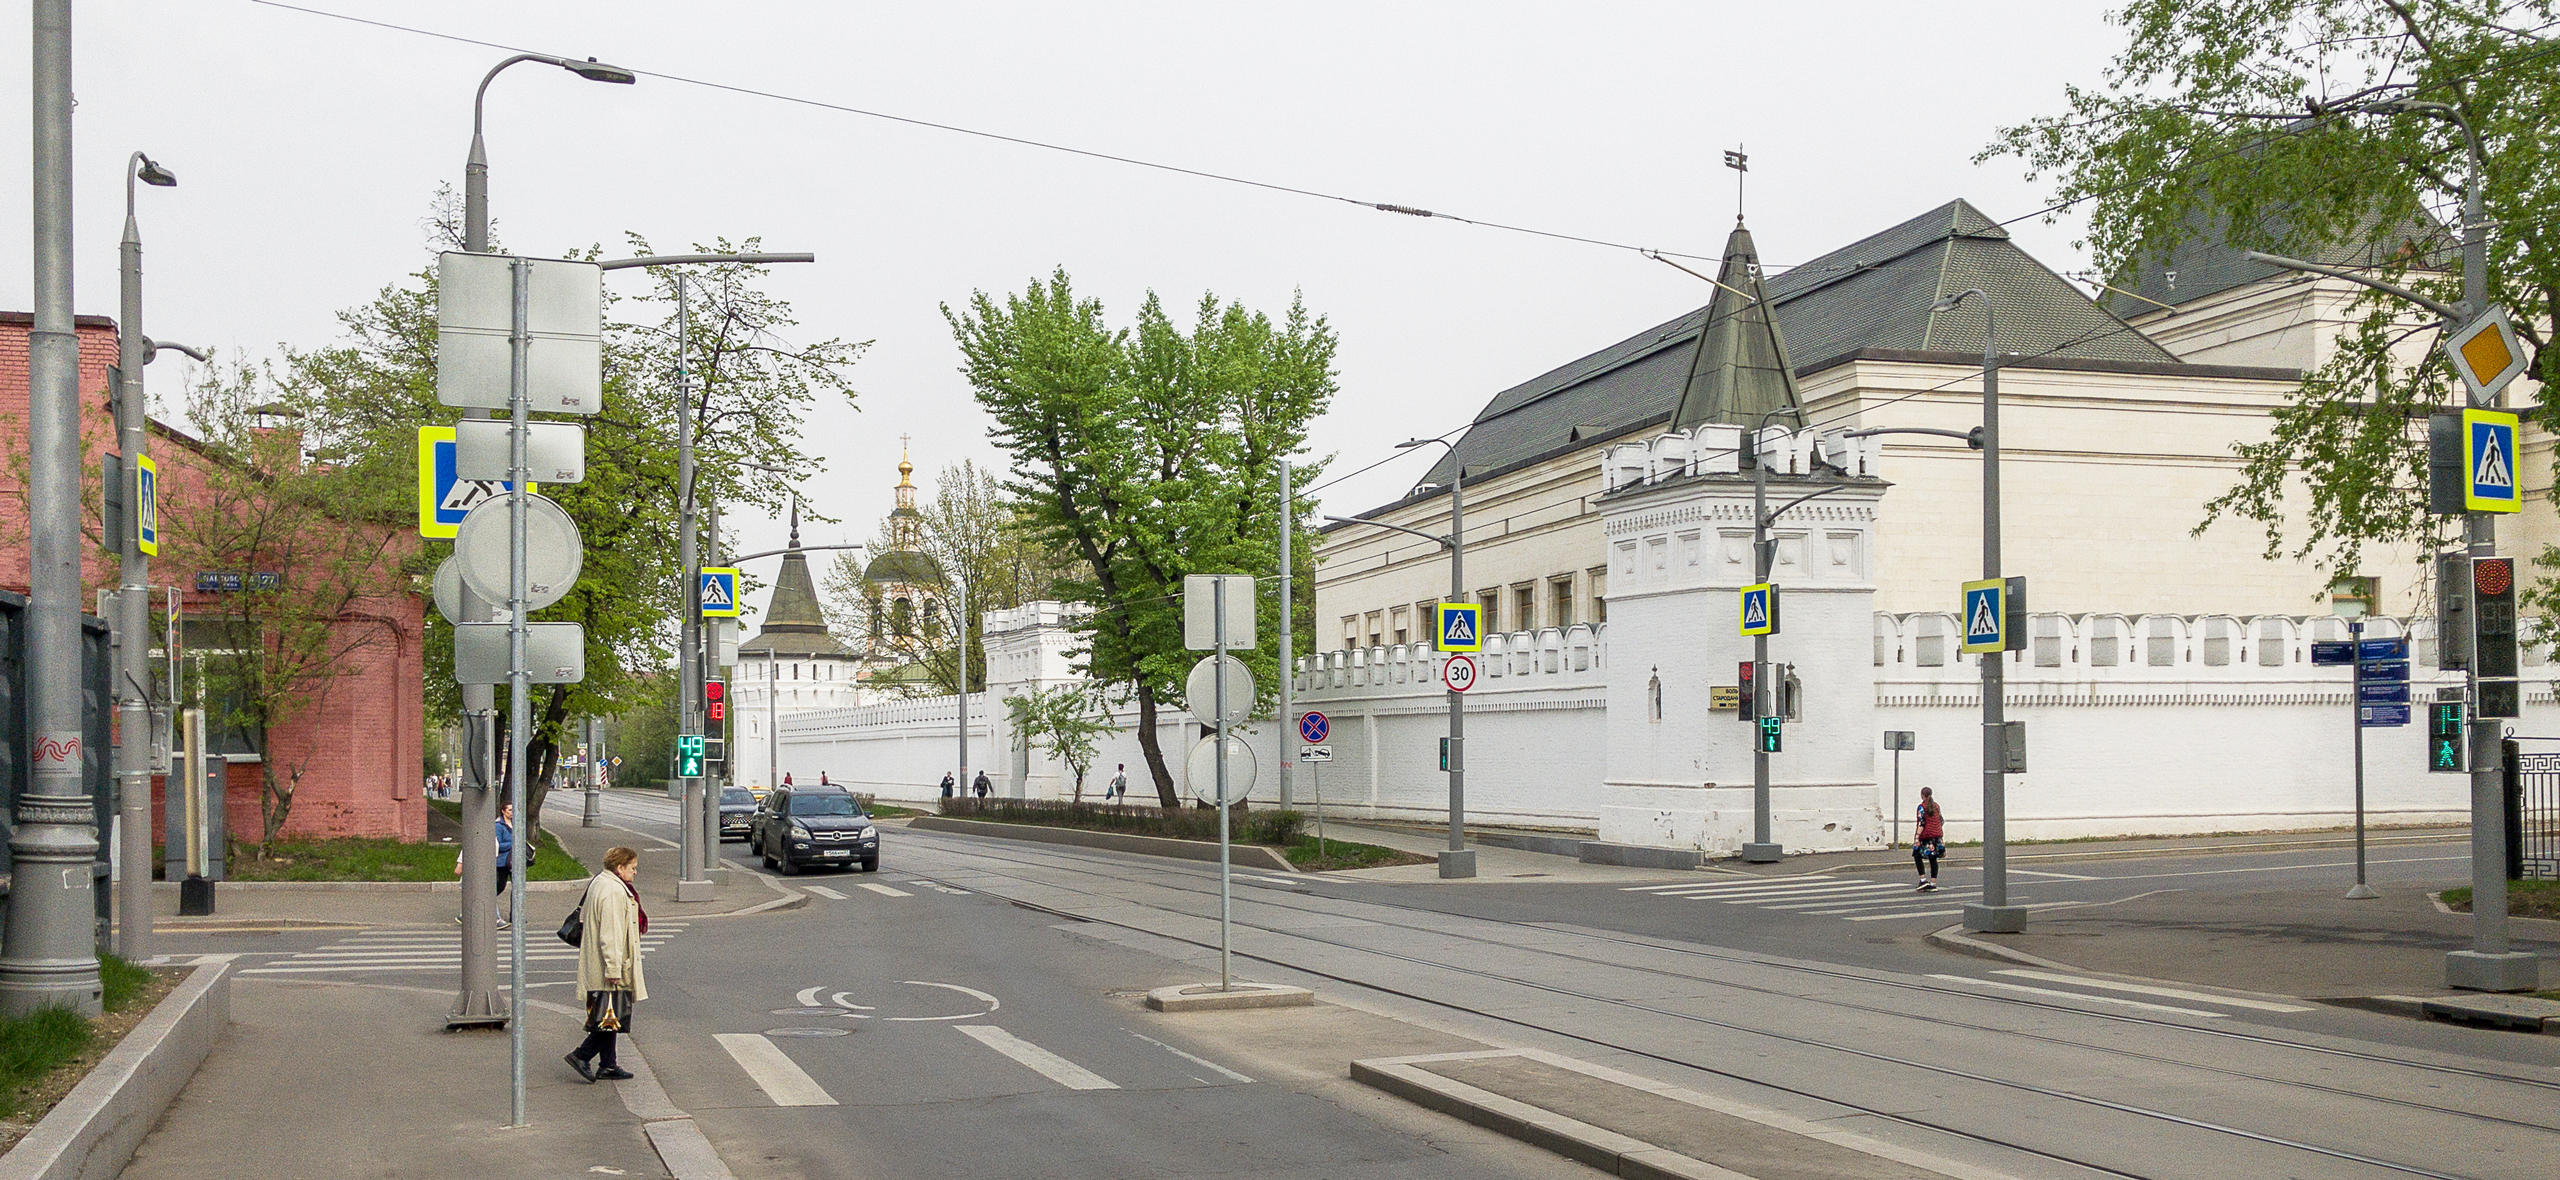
top-left (2474, 557), bottom-right (2520, 717)
top-left (1737, 661), bottom-right (1757, 723)
top-left (704, 678), bottom-right (727, 724)
top-left (1758, 715), bottom-right (1782, 753)
top-left (2427, 703), bottom-right (2466, 773)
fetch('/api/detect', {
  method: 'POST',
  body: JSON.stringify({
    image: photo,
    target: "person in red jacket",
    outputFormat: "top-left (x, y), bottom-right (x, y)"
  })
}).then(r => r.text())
top-left (1913, 787), bottom-right (1945, 891)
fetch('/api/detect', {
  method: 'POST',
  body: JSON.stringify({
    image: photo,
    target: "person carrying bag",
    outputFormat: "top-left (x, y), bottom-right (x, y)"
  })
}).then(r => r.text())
top-left (564, 846), bottom-right (648, 1083)
top-left (1913, 787), bottom-right (1946, 892)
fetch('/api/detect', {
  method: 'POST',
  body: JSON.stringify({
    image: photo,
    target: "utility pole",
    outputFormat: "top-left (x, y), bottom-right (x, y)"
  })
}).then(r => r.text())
top-left (2250, 97), bottom-right (2538, 991)
top-left (113, 153), bottom-right (186, 962)
top-left (1278, 459), bottom-right (1294, 808)
top-left (673, 276), bottom-right (713, 902)
top-left (1933, 289), bottom-right (2026, 935)
top-left (1743, 413), bottom-right (1781, 863)
top-left (1, 0), bottom-right (102, 1018)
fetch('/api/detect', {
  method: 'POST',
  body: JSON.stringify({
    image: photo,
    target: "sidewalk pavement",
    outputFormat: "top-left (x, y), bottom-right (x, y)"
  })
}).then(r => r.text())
top-left (118, 978), bottom-right (701, 1180)
top-left (1305, 821), bottom-right (1694, 884)
top-left (148, 806), bottom-right (798, 933)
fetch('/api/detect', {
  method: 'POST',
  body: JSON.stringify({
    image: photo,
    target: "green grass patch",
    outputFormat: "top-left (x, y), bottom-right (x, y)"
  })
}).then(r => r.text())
top-left (0, 954), bottom-right (161, 1120)
top-left (940, 797), bottom-right (1305, 845)
top-left (2439, 879), bottom-right (2560, 921)
top-left (868, 803), bottom-right (926, 818)
top-left (1279, 834), bottom-right (1434, 872)
top-left (227, 830), bottom-right (586, 882)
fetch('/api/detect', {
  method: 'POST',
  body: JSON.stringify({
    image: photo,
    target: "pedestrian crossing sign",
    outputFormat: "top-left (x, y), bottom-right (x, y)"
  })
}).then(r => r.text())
top-left (1961, 578), bottom-right (2005, 654)
top-left (1434, 602), bottom-right (1482, 652)
top-left (415, 425), bottom-right (532, 539)
top-left (2463, 408), bottom-right (2521, 513)
top-left (1739, 583), bottom-right (1778, 636)
top-left (699, 567), bottom-right (742, 617)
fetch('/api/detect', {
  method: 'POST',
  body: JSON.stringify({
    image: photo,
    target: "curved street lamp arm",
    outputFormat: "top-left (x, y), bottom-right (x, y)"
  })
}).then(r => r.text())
top-left (597, 253), bottom-right (818, 272)
top-left (723, 542), bottom-right (864, 564)
top-left (2244, 251), bottom-right (2463, 322)
top-left (1322, 514), bottom-right (1451, 549)
top-left (1761, 482), bottom-right (1851, 525)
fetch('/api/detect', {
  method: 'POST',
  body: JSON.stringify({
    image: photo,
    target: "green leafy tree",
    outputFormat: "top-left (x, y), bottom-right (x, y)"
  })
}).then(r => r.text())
top-left (165, 364), bottom-right (414, 855)
top-left (951, 270), bottom-right (1335, 806)
top-left (1003, 683), bottom-right (1111, 799)
top-left (1988, 1), bottom-right (2560, 593)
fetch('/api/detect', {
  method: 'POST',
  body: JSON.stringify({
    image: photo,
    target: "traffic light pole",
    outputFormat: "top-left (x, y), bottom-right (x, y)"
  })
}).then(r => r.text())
top-left (1743, 433), bottom-right (1779, 863)
top-left (2347, 621), bottom-right (2377, 900)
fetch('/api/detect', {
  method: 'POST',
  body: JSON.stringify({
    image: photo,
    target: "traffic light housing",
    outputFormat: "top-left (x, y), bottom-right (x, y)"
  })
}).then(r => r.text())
top-left (2474, 557), bottom-right (2520, 717)
top-left (2428, 702), bottom-right (2466, 773)
top-left (1757, 716), bottom-right (1782, 753)
top-left (704, 678), bottom-right (727, 725)
top-left (1737, 661), bottom-right (1757, 723)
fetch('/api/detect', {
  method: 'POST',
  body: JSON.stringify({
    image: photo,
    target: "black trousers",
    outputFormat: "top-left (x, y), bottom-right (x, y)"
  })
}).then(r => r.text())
top-left (1914, 842), bottom-right (1940, 878)
top-left (570, 1028), bottom-right (617, 1069)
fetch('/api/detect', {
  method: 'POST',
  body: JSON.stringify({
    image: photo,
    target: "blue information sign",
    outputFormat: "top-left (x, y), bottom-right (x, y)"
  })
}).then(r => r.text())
top-left (2356, 682), bottom-right (2410, 705)
top-left (2310, 641), bottom-right (2356, 666)
top-left (2356, 660), bottom-right (2411, 683)
top-left (2358, 704), bottom-right (2411, 728)
top-left (2357, 638), bottom-right (2409, 661)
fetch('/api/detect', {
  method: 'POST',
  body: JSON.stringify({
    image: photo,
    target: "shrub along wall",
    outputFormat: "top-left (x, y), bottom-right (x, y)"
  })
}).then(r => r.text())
top-left (937, 797), bottom-right (1303, 846)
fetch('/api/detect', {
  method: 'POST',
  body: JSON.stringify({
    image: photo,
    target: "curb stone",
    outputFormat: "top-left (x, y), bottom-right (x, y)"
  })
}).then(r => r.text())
top-left (0, 962), bottom-right (230, 1180)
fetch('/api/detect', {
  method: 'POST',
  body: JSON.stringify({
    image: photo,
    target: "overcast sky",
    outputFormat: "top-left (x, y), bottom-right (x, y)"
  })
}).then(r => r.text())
top-left (3, 0), bottom-right (2127, 629)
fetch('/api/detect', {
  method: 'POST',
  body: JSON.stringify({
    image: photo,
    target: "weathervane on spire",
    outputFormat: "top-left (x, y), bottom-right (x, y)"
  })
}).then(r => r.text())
top-left (1723, 145), bottom-right (1748, 222)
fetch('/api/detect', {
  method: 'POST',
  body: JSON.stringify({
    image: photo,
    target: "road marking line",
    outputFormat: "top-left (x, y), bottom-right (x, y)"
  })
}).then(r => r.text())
top-left (802, 885), bottom-right (848, 900)
top-left (1714, 885), bottom-right (1900, 903)
top-left (2006, 868), bottom-right (2099, 880)
top-left (1992, 969), bottom-right (2313, 1012)
top-left (1128, 1031), bottom-right (1253, 1084)
top-left (795, 987), bottom-right (824, 1007)
top-left (855, 882), bottom-right (912, 897)
top-left (1682, 880), bottom-right (1884, 897)
top-left (956, 1025), bottom-right (1117, 1090)
top-left (714, 1033), bottom-right (840, 1107)
top-left (1841, 909), bottom-right (1969, 921)
top-left (1622, 879), bottom-right (1756, 892)
top-left (1646, 879), bottom-right (1854, 896)
top-left (1927, 974), bottom-right (2227, 1018)
top-left (1799, 893), bottom-right (1983, 913)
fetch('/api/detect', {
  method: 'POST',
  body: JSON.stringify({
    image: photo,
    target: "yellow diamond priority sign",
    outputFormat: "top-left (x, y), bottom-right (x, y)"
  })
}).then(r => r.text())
top-left (2444, 307), bottom-right (2530, 405)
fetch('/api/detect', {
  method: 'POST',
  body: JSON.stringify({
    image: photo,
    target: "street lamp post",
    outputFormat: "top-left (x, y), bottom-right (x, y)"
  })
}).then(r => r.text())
top-left (1740, 407), bottom-right (1797, 863)
top-left (2247, 98), bottom-right (2539, 991)
top-left (1327, 437), bottom-right (1474, 878)
top-left (111, 153), bottom-right (182, 963)
top-left (593, 254), bottom-right (817, 901)
top-left (1, 0), bottom-right (101, 1019)
top-left (1934, 289), bottom-right (2028, 935)
top-left (450, 50), bottom-right (635, 1039)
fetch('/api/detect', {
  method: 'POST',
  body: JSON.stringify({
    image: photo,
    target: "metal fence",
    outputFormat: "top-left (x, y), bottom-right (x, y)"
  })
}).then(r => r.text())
top-left (2508, 741), bottom-right (2560, 880)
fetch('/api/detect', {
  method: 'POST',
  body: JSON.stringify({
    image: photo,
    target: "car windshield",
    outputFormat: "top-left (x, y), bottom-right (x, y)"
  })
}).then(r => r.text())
top-left (721, 789), bottom-right (755, 806)
top-left (789, 793), bottom-right (861, 817)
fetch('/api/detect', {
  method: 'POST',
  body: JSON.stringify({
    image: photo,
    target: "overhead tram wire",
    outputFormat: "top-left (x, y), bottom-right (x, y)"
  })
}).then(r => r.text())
top-left (245, 0), bottom-right (1729, 264)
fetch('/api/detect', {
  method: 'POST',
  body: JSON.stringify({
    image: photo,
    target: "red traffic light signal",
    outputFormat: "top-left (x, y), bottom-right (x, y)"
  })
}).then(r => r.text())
top-left (704, 679), bottom-right (726, 723)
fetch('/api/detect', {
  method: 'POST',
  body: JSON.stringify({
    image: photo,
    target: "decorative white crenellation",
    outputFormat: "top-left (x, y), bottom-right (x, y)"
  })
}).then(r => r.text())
top-left (1602, 422), bottom-right (1883, 495)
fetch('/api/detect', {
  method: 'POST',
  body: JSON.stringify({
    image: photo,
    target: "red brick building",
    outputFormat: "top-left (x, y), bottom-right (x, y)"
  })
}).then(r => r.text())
top-left (0, 312), bottom-right (426, 843)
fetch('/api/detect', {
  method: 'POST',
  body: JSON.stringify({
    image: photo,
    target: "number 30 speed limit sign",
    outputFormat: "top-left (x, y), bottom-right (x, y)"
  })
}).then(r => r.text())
top-left (1442, 654), bottom-right (1479, 693)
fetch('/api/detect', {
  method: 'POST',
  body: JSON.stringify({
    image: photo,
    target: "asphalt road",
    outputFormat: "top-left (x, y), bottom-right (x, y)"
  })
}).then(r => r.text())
top-left (162, 794), bottom-right (2560, 1180)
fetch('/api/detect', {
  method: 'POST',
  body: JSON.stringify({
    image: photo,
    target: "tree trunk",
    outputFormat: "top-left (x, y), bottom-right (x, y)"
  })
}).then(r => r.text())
top-left (1134, 683), bottom-right (1179, 808)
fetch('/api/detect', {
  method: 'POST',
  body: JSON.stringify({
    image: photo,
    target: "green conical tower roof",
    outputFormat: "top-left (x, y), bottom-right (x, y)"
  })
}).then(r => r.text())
top-left (1668, 218), bottom-right (1804, 431)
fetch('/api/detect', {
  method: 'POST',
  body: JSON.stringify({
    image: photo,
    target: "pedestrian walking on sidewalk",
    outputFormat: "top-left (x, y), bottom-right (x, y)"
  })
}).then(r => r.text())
top-left (972, 770), bottom-right (992, 799)
top-left (1107, 764), bottom-right (1128, 803)
top-left (939, 772), bottom-right (956, 799)
top-left (1913, 788), bottom-right (1944, 891)
top-left (565, 846), bottom-right (648, 1084)
top-left (452, 801), bottom-right (519, 928)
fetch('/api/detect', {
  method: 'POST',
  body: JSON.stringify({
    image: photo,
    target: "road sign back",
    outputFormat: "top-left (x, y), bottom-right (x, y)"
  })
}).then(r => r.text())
top-left (2464, 408), bottom-right (2521, 512)
top-left (1961, 578), bottom-right (2005, 653)
top-left (1739, 583), bottom-right (1778, 636)
top-left (417, 426), bottom-right (529, 539)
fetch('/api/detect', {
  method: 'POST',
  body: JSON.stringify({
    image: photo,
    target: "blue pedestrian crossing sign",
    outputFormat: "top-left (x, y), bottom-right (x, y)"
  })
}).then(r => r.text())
top-left (1739, 583), bottom-right (1778, 636)
top-left (1434, 602), bottom-right (1481, 652)
top-left (2464, 408), bottom-right (2521, 513)
top-left (134, 453), bottom-right (158, 556)
top-left (699, 567), bottom-right (742, 618)
top-left (1961, 578), bottom-right (2006, 654)
top-left (415, 426), bottom-right (529, 539)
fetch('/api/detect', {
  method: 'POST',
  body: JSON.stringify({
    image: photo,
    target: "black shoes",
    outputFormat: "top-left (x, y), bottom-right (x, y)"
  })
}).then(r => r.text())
top-left (596, 1065), bottom-right (635, 1081)
top-left (564, 1052), bottom-right (595, 1083)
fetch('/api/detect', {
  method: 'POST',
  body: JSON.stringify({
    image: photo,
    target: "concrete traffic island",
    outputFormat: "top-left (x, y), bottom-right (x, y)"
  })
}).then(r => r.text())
top-left (1144, 982), bottom-right (1314, 1012)
top-left (0, 962), bottom-right (230, 1180)
top-left (2417, 993), bottom-right (2560, 1034)
top-left (1353, 1047), bottom-right (1979, 1180)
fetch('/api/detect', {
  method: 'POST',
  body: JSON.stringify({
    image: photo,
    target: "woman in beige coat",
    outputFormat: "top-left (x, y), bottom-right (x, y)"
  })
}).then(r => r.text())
top-left (565, 846), bottom-right (648, 1082)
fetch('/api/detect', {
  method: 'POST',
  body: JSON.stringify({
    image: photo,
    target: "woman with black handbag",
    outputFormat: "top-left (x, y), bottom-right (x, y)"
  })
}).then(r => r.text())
top-left (564, 846), bottom-right (647, 1082)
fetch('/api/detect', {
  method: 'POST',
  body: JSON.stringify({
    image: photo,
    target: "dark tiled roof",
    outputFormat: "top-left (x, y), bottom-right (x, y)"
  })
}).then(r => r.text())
top-left (1667, 220), bottom-right (1803, 431)
top-left (742, 545), bottom-right (851, 658)
top-left (1420, 199), bottom-right (2172, 488)
top-left (2100, 204), bottom-right (2450, 318)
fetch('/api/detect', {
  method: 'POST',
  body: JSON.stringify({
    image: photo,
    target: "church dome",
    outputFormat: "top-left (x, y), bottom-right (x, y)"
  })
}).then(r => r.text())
top-left (864, 446), bottom-right (944, 586)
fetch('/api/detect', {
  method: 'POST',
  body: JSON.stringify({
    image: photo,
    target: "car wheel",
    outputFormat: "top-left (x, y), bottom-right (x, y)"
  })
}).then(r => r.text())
top-left (759, 837), bottom-right (776, 870)
top-left (861, 857), bottom-right (879, 873)
top-left (777, 849), bottom-right (799, 876)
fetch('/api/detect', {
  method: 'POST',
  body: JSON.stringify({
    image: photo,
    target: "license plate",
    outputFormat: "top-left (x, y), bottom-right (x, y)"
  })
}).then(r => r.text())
top-left (822, 849), bottom-right (850, 857)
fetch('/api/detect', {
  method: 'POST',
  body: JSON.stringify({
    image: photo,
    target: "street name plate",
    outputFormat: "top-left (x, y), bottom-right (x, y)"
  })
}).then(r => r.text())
top-left (2309, 641), bottom-right (2356, 666)
top-left (2358, 704), bottom-right (2411, 728)
top-left (1709, 685), bottom-right (1740, 711)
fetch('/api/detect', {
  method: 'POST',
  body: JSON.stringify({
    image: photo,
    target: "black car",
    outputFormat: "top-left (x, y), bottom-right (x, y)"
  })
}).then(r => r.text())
top-left (751, 786), bottom-right (879, 874)
top-left (717, 787), bottom-right (758, 841)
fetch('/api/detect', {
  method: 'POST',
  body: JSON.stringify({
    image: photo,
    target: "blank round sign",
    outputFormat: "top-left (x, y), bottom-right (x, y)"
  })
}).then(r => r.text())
top-left (1184, 735), bottom-right (1258, 805)
top-left (453, 493), bottom-right (584, 613)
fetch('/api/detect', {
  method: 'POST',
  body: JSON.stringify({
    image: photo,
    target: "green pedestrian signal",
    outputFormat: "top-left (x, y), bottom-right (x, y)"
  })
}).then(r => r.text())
top-left (2426, 704), bottom-right (2465, 773)
top-left (677, 734), bottom-right (706, 778)
top-left (1757, 716), bottom-right (1782, 754)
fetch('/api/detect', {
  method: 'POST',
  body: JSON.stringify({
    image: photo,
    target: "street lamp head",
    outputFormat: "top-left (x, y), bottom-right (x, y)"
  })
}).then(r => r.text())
top-left (134, 155), bottom-right (175, 187)
top-left (564, 57), bottom-right (638, 84)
